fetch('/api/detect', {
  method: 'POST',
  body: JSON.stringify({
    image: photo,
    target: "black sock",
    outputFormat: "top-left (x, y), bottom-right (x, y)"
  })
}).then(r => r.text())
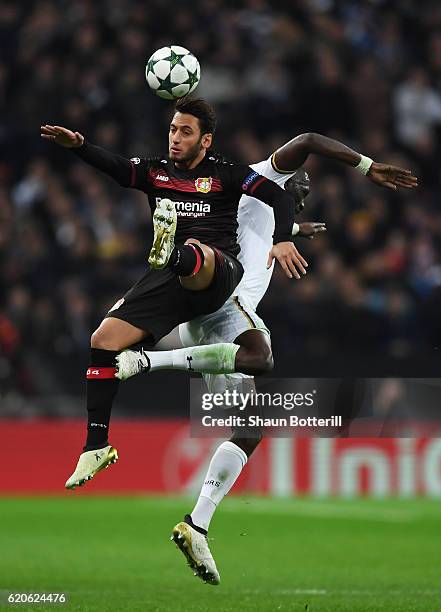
top-left (167, 243), bottom-right (205, 277)
top-left (84, 348), bottom-right (119, 451)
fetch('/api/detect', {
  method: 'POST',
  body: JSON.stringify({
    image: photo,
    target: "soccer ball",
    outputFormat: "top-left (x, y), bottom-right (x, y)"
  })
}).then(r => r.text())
top-left (145, 46), bottom-right (201, 100)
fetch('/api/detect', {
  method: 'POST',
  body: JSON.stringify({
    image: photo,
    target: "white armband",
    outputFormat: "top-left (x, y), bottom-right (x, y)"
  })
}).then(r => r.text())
top-left (292, 222), bottom-right (300, 236)
top-left (355, 154), bottom-right (373, 175)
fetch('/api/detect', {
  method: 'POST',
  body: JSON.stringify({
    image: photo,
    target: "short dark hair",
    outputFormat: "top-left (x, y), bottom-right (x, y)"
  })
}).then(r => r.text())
top-left (174, 97), bottom-right (217, 135)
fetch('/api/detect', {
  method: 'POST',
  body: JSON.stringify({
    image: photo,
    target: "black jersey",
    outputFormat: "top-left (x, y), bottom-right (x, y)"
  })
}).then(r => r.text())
top-left (128, 153), bottom-right (265, 256)
top-left (73, 142), bottom-right (296, 257)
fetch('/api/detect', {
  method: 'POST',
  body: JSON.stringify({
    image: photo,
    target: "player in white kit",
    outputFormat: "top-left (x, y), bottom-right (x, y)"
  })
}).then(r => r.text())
top-left (115, 133), bottom-right (418, 584)
top-left (179, 160), bottom-right (315, 392)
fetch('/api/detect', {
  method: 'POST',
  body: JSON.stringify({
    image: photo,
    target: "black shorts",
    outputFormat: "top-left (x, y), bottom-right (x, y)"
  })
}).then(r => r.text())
top-left (105, 248), bottom-right (243, 344)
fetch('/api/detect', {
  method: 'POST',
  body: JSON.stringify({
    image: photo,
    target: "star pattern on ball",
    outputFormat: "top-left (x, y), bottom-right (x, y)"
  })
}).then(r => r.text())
top-left (169, 49), bottom-right (184, 68)
top-left (157, 73), bottom-right (175, 95)
top-left (146, 57), bottom-right (157, 74)
top-left (146, 47), bottom-right (200, 99)
top-left (187, 69), bottom-right (199, 89)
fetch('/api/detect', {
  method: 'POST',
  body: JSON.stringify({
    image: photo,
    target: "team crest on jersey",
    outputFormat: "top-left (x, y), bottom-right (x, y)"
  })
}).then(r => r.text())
top-left (195, 177), bottom-right (213, 193)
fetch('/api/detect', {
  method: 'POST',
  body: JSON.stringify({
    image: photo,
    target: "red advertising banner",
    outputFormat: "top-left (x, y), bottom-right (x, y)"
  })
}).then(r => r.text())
top-left (1, 420), bottom-right (440, 496)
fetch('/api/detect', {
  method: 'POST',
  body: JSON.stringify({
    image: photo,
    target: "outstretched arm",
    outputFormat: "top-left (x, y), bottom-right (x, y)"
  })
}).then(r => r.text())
top-left (273, 133), bottom-right (418, 191)
top-left (40, 125), bottom-right (133, 187)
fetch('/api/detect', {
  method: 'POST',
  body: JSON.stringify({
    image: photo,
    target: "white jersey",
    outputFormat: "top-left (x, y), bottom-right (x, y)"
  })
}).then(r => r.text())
top-left (234, 155), bottom-right (295, 310)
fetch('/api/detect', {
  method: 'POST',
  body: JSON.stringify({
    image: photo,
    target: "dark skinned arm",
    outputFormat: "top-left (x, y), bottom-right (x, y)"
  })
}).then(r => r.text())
top-left (273, 133), bottom-right (418, 191)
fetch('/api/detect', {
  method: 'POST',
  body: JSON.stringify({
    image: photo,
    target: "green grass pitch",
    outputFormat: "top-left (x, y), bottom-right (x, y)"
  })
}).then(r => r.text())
top-left (1, 496), bottom-right (440, 611)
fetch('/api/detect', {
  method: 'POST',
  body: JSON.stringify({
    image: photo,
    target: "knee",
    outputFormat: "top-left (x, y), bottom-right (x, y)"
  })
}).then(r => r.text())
top-left (252, 347), bottom-right (274, 376)
top-left (185, 239), bottom-right (213, 263)
top-left (237, 344), bottom-right (274, 376)
top-left (91, 327), bottom-right (122, 351)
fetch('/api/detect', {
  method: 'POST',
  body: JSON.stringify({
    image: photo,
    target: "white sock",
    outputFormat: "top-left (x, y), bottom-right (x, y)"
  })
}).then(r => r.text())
top-left (190, 441), bottom-right (248, 531)
top-left (147, 343), bottom-right (239, 374)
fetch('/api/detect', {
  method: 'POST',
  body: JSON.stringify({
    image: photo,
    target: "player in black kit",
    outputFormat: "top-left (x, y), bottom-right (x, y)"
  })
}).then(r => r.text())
top-left (40, 98), bottom-right (308, 489)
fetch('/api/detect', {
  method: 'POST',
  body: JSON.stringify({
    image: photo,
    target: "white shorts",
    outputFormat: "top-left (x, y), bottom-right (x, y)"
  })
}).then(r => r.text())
top-left (179, 294), bottom-right (270, 394)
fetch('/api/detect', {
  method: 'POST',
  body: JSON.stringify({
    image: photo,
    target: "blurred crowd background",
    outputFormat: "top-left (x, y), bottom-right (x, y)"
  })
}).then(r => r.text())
top-left (1, 0), bottom-right (441, 416)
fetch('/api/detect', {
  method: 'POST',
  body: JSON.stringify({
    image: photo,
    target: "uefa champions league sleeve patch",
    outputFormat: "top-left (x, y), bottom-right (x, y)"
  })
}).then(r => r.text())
top-left (242, 170), bottom-right (266, 194)
top-left (242, 171), bottom-right (259, 191)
